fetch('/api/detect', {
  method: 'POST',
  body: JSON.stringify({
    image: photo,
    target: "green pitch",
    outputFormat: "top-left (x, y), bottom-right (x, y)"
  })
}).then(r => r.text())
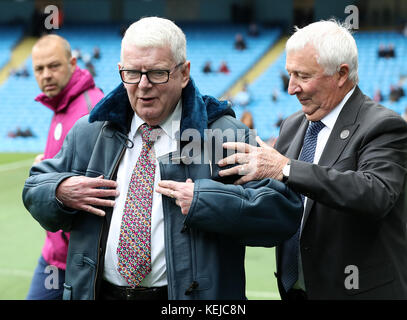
top-left (0, 152), bottom-right (279, 300)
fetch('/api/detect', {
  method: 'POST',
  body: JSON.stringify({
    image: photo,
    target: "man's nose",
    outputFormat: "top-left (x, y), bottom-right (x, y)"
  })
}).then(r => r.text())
top-left (42, 67), bottom-right (52, 78)
top-left (287, 76), bottom-right (301, 95)
top-left (138, 73), bottom-right (152, 88)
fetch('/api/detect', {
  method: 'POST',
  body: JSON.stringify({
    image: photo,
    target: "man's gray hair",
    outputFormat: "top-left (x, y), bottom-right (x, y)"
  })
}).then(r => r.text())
top-left (286, 19), bottom-right (359, 84)
top-left (121, 16), bottom-right (187, 64)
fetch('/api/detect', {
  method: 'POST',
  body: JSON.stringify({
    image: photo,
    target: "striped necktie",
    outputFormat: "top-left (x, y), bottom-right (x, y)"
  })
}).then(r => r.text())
top-left (280, 120), bottom-right (325, 292)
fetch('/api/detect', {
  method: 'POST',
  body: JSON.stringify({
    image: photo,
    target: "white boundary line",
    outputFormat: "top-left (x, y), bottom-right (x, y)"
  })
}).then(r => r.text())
top-left (0, 268), bottom-right (32, 278)
top-left (0, 159), bottom-right (33, 172)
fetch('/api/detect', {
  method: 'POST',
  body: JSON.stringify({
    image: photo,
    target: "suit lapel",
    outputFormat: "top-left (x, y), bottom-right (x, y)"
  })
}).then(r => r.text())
top-left (286, 117), bottom-right (309, 159)
top-left (302, 86), bottom-right (364, 226)
top-left (318, 86), bottom-right (363, 167)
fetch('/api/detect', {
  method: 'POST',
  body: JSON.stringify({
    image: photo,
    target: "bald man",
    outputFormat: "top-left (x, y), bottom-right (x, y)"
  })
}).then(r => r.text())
top-left (26, 35), bottom-right (104, 300)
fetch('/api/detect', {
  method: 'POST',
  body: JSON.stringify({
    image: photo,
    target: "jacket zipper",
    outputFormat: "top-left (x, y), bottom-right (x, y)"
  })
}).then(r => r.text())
top-left (184, 155), bottom-right (200, 297)
top-left (159, 157), bottom-right (175, 299)
top-left (93, 144), bottom-right (127, 299)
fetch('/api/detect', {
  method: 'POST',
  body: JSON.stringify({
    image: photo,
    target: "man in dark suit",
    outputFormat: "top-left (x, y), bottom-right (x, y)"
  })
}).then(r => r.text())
top-left (218, 20), bottom-right (407, 299)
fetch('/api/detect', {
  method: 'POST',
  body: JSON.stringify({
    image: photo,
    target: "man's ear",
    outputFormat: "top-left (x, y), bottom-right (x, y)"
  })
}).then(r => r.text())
top-left (181, 61), bottom-right (191, 88)
top-left (69, 56), bottom-right (77, 71)
top-left (337, 64), bottom-right (349, 87)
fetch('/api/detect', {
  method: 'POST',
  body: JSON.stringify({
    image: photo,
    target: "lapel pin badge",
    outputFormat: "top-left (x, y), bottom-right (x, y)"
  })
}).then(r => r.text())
top-left (340, 129), bottom-right (350, 140)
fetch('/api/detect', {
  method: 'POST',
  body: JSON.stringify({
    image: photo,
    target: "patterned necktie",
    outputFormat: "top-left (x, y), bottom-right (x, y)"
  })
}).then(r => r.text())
top-left (117, 123), bottom-right (159, 287)
top-left (281, 120), bottom-right (325, 292)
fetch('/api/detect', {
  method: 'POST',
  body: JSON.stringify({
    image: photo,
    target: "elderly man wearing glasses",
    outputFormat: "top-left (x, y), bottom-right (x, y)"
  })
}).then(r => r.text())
top-left (23, 17), bottom-right (302, 300)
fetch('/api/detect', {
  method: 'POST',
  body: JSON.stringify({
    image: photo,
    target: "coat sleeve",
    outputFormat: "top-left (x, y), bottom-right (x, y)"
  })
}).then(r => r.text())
top-left (183, 117), bottom-right (303, 246)
top-left (22, 123), bottom-right (81, 232)
top-left (185, 178), bottom-right (303, 247)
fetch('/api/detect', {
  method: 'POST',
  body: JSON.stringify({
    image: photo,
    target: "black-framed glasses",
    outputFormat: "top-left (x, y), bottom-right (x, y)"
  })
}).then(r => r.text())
top-left (119, 62), bottom-right (185, 84)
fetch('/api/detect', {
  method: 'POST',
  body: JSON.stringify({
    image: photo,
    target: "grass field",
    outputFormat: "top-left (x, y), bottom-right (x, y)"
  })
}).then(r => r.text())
top-left (0, 152), bottom-right (279, 300)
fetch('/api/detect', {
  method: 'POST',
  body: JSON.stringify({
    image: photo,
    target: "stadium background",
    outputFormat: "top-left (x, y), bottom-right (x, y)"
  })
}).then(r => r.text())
top-left (0, 0), bottom-right (406, 300)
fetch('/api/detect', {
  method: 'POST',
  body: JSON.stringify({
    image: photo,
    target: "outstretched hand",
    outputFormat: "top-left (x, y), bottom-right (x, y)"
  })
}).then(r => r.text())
top-left (218, 136), bottom-right (289, 184)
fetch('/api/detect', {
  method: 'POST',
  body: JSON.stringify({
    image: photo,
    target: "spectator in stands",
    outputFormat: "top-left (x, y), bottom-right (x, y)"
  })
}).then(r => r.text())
top-left (271, 89), bottom-right (279, 102)
top-left (202, 60), bottom-right (212, 73)
top-left (373, 88), bottom-right (383, 102)
top-left (218, 60), bottom-right (230, 74)
top-left (388, 43), bottom-right (396, 58)
top-left (240, 110), bottom-right (254, 129)
top-left (23, 17), bottom-right (302, 300)
top-left (378, 43), bottom-right (396, 58)
top-left (389, 85), bottom-right (398, 102)
top-left (218, 19), bottom-right (407, 300)
top-left (378, 43), bottom-right (386, 58)
top-left (10, 66), bottom-right (30, 78)
top-left (233, 82), bottom-right (251, 107)
top-left (72, 48), bottom-right (82, 60)
top-left (83, 53), bottom-right (96, 77)
top-left (18, 127), bottom-right (34, 137)
top-left (7, 130), bottom-right (16, 138)
top-left (390, 84), bottom-right (405, 102)
top-left (93, 46), bottom-right (101, 60)
top-left (26, 34), bottom-right (104, 300)
top-left (7, 126), bottom-right (34, 138)
top-left (234, 33), bottom-right (247, 50)
top-left (280, 71), bottom-right (289, 92)
top-left (248, 23), bottom-right (260, 37)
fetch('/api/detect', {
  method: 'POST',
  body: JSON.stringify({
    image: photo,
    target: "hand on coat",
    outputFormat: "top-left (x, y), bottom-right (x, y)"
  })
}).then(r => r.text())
top-left (56, 175), bottom-right (118, 216)
top-left (156, 179), bottom-right (194, 215)
top-left (218, 136), bottom-right (289, 184)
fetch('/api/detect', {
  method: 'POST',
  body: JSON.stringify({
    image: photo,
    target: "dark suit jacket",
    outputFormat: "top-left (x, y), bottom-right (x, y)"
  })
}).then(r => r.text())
top-left (275, 86), bottom-right (407, 299)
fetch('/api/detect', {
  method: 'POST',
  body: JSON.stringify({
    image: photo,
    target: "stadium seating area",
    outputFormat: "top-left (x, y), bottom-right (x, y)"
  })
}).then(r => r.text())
top-left (0, 25), bottom-right (23, 69)
top-left (1, 24), bottom-right (407, 151)
top-left (0, 23), bottom-right (280, 152)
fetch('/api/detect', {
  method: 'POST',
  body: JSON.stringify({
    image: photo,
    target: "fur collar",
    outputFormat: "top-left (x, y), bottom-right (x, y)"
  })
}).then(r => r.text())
top-left (89, 78), bottom-right (234, 136)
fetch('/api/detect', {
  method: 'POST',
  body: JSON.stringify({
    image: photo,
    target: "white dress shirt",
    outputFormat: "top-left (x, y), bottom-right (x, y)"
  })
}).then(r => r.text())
top-left (295, 86), bottom-right (356, 290)
top-left (103, 100), bottom-right (182, 287)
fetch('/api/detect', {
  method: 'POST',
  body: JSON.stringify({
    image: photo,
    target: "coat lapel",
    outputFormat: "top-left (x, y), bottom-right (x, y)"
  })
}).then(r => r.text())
top-left (317, 87), bottom-right (364, 167)
top-left (302, 86), bottom-right (364, 226)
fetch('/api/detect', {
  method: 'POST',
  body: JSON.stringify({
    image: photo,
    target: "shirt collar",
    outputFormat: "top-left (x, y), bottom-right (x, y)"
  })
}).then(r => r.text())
top-left (129, 99), bottom-right (182, 140)
top-left (320, 86), bottom-right (356, 130)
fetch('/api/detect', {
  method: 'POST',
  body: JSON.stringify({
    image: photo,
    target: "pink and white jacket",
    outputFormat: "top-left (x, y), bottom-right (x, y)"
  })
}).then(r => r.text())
top-left (35, 66), bottom-right (104, 269)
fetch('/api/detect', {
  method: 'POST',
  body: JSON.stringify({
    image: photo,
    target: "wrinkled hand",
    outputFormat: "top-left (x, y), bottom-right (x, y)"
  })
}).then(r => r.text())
top-left (33, 153), bottom-right (44, 165)
top-left (156, 179), bottom-right (194, 215)
top-left (56, 175), bottom-right (119, 216)
top-left (218, 136), bottom-right (289, 185)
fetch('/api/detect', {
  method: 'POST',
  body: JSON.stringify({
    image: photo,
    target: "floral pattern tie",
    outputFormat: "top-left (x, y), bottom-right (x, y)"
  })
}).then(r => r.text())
top-left (117, 123), bottom-right (158, 287)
